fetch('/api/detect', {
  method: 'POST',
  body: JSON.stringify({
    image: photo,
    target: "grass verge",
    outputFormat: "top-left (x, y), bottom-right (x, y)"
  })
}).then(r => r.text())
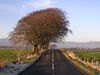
top-left (61, 50), bottom-right (100, 75)
top-left (0, 49), bottom-right (46, 67)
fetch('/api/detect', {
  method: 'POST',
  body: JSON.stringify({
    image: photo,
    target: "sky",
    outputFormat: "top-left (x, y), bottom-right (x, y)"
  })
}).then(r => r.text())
top-left (0, 0), bottom-right (100, 42)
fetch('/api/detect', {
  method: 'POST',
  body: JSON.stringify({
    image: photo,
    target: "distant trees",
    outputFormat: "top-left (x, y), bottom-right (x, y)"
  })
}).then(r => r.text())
top-left (9, 8), bottom-right (71, 53)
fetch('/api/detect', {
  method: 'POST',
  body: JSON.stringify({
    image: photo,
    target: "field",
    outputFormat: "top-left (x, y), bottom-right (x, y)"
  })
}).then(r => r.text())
top-left (0, 49), bottom-right (33, 62)
top-left (74, 51), bottom-right (100, 62)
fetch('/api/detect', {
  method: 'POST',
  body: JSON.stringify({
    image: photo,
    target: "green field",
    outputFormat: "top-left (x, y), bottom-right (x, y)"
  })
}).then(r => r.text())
top-left (0, 49), bottom-right (33, 62)
top-left (74, 51), bottom-right (100, 62)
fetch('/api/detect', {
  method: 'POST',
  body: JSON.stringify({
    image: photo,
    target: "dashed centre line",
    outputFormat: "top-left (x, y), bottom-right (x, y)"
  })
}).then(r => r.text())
top-left (52, 58), bottom-right (54, 62)
top-left (52, 50), bottom-right (55, 75)
top-left (52, 63), bottom-right (54, 70)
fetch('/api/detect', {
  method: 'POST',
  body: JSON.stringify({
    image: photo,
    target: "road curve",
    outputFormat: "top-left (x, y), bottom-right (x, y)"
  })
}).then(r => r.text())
top-left (18, 49), bottom-right (86, 75)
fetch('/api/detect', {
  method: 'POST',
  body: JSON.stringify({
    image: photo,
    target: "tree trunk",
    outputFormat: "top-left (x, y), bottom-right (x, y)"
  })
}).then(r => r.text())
top-left (32, 46), bottom-right (35, 53)
top-left (32, 44), bottom-right (39, 54)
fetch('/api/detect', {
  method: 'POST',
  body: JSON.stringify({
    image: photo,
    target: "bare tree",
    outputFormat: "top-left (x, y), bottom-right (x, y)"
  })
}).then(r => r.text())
top-left (9, 8), bottom-right (72, 53)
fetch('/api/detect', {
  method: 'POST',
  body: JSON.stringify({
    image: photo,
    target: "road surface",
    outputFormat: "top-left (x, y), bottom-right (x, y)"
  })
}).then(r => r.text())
top-left (18, 49), bottom-right (86, 75)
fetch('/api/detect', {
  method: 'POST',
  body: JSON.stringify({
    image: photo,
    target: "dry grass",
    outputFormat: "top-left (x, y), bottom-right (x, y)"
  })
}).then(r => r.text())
top-left (61, 49), bottom-right (100, 75)
top-left (0, 61), bottom-right (9, 68)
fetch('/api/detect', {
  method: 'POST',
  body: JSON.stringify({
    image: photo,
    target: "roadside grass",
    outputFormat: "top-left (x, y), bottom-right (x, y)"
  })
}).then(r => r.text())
top-left (61, 49), bottom-right (100, 75)
top-left (74, 51), bottom-right (100, 62)
top-left (22, 49), bottom-right (45, 64)
top-left (71, 58), bottom-right (100, 75)
top-left (0, 49), bottom-right (33, 63)
top-left (0, 49), bottom-right (46, 66)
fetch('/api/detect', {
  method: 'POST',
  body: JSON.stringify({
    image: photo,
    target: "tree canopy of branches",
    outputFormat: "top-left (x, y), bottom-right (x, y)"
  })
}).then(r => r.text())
top-left (9, 8), bottom-right (71, 53)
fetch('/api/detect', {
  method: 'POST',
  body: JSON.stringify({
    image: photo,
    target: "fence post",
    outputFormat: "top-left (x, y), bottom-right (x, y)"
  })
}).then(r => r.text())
top-left (96, 61), bottom-right (99, 67)
top-left (91, 60), bottom-right (94, 65)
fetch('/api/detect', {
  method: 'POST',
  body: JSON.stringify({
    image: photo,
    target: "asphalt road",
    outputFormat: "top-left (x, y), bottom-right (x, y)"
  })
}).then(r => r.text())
top-left (18, 49), bottom-right (86, 75)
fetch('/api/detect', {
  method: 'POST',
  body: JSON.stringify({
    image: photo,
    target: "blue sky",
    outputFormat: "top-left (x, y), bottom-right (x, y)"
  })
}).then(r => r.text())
top-left (0, 0), bottom-right (100, 42)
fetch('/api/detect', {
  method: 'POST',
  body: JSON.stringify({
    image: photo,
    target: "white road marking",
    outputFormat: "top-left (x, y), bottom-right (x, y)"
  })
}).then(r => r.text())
top-left (52, 63), bottom-right (54, 70)
top-left (52, 58), bottom-right (54, 62)
top-left (52, 73), bottom-right (55, 75)
top-left (52, 50), bottom-right (55, 75)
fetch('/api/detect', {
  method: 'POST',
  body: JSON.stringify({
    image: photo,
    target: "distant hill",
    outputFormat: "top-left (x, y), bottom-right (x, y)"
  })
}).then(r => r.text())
top-left (0, 38), bottom-right (11, 46)
top-left (0, 38), bottom-right (11, 49)
top-left (0, 38), bottom-right (100, 48)
top-left (55, 42), bottom-right (100, 48)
